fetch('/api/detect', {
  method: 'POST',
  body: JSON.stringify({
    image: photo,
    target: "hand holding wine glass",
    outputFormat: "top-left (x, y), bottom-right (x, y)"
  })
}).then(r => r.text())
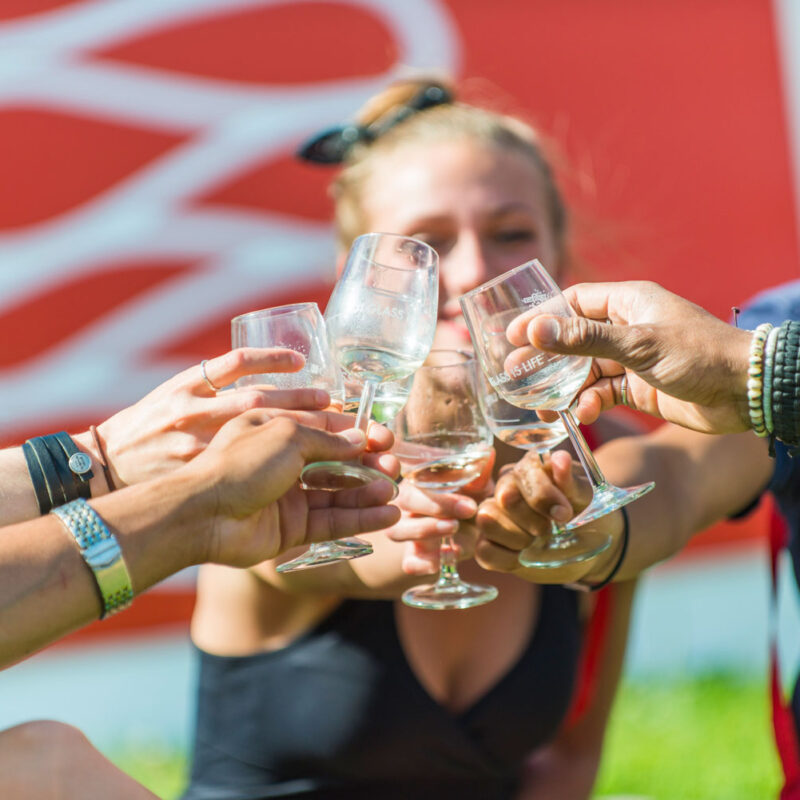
top-left (477, 376), bottom-right (611, 568)
top-left (460, 259), bottom-right (653, 538)
top-left (232, 302), bottom-right (376, 572)
top-left (392, 350), bottom-right (498, 610)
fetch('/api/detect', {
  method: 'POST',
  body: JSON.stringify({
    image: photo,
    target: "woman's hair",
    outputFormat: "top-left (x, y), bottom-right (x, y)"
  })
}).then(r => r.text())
top-left (329, 78), bottom-right (569, 266)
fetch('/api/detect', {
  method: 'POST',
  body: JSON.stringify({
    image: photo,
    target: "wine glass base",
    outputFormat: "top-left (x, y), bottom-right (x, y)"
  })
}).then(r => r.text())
top-left (276, 539), bottom-right (374, 573)
top-left (518, 528), bottom-right (612, 569)
top-left (402, 580), bottom-right (498, 610)
top-left (566, 481), bottom-right (655, 530)
top-left (300, 461), bottom-right (399, 499)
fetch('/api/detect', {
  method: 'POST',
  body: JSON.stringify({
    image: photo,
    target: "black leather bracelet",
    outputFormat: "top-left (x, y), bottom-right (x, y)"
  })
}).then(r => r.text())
top-left (772, 321), bottom-right (800, 448)
top-left (42, 435), bottom-right (81, 503)
top-left (22, 440), bottom-right (52, 515)
top-left (568, 506), bottom-right (630, 593)
top-left (26, 436), bottom-right (68, 510)
top-left (50, 431), bottom-right (93, 499)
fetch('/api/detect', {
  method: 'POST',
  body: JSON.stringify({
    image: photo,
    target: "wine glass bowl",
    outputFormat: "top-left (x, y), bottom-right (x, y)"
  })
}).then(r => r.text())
top-left (393, 350), bottom-right (498, 610)
top-left (301, 232), bottom-right (439, 494)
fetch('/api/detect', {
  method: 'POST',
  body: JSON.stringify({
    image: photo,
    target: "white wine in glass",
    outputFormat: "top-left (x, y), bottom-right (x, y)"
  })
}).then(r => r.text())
top-left (477, 374), bottom-right (611, 568)
top-left (393, 350), bottom-right (498, 610)
top-left (301, 232), bottom-right (438, 494)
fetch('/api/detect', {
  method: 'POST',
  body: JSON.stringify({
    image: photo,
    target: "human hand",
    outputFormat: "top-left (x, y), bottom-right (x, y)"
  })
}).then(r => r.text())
top-left (506, 281), bottom-right (753, 435)
top-left (188, 407), bottom-right (401, 567)
top-left (82, 347), bottom-right (331, 491)
top-left (386, 451), bottom-right (495, 575)
top-left (474, 450), bottom-right (620, 584)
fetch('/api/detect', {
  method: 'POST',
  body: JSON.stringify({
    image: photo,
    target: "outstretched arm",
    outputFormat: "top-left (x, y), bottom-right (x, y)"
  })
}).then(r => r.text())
top-left (0, 409), bottom-right (400, 669)
top-left (507, 281), bottom-right (752, 434)
top-left (0, 347), bottom-right (323, 527)
top-left (475, 424), bottom-right (773, 584)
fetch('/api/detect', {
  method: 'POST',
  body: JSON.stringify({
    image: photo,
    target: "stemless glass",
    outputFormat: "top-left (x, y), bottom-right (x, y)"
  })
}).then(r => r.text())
top-left (460, 259), bottom-right (653, 539)
top-left (478, 377), bottom-right (611, 568)
top-left (393, 350), bottom-right (498, 610)
top-left (231, 303), bottom-right (374, 572)
top-left (300, 232), bottom-right (439, 494)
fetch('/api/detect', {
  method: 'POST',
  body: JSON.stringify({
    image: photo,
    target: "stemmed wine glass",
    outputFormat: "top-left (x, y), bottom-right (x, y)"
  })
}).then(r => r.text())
top-left (343, 373), bottom-right (413, 424)
top-left (460, 259), bottom-right (653, 540)
top-left (300, 232), bottom-right (439, 495)
top-left (392, 350), bottom-right (498, 610)
top-left (477, 378), bottom-right (612, 568)
top-left (231, 302), bottom-right (374, 572)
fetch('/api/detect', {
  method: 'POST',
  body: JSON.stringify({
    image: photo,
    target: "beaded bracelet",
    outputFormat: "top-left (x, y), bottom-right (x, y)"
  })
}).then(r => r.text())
top-left (747, 323), bottom-right (773, 438)
top-left (763, 325), bottom-right (779, 434)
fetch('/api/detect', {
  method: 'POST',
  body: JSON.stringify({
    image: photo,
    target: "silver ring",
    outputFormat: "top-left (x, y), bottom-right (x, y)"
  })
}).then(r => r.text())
top-left (200, 359), bottom-right (222, 392)
top-left (620, 374), bottom-right (630, 407)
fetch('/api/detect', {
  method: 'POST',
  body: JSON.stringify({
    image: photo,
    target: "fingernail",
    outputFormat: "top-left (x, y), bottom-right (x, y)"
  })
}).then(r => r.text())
top-left (454, 498), bottom-right (477, 516)
top-left (340, 429), bottom-right (366, 445)
top-left (437, 519), bottom-right (459, 534)
top-left (535, 317), bottom-right (560, 346)
top-left (550, 504), bottom-right (570, 522)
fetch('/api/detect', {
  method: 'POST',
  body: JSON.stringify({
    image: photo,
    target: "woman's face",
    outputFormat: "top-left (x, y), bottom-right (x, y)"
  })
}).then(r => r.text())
top-left (361, 138), bottom-right (560, 347)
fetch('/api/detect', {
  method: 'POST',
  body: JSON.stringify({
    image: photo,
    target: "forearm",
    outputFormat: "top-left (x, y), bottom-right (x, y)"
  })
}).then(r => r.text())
top-left (581, 427), bottom-right (772, 581)
top-left (259, 529), bottom-right (427, 599)
top-left (0, 433), bottom-right (111, 527)
top-left (517, 748), bottom-right (600, 800)
top-left (0, 470), bottom-right (208, 668)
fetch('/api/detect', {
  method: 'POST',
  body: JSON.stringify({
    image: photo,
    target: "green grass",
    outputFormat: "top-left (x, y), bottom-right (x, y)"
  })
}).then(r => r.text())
top-left (113, 674), bottom-right (783, 799)
top-left (593, 674), bottom-right (782, 799)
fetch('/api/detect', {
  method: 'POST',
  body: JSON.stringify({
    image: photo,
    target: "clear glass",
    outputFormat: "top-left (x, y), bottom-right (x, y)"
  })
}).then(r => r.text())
top-left (477, 374), bottom-right (612, 568)
top-left (343, 373), bottom-right (413, 424)
top-left (231, 302), bottom-right (373, 572)
top-left (300, 232), bottom-right (439, 494)
top-left (393, 350), bottom-right (498, 610)
top-left (459, 259), bottom-right (653, 558)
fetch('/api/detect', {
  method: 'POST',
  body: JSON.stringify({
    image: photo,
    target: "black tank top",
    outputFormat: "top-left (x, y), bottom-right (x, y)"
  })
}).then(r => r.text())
top-left (182, 585), bottom-right (580, 800)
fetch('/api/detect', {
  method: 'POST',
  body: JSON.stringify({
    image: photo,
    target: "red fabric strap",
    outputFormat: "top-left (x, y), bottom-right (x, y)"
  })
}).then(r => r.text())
top-left (566, 584), bottom-right (613, 726)
top-left (769, 505), bottom-right (800, 798)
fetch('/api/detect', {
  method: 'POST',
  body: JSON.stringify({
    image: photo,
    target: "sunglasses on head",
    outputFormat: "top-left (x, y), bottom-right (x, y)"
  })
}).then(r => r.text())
top-left (296, 84), bottom-right (453, 165)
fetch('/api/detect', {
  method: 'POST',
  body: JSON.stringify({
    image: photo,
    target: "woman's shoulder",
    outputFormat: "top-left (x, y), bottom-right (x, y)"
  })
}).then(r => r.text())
top-left (192, 563), bottom-right (345, 655)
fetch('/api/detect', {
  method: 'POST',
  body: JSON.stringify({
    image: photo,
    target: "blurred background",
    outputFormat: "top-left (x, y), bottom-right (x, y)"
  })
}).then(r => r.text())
top-left (1, 0), bottom-right (799, 796)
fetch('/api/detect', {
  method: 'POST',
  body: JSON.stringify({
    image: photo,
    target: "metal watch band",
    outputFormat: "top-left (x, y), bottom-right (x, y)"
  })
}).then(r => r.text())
top-left (51, 498), bottom-right (134, 618)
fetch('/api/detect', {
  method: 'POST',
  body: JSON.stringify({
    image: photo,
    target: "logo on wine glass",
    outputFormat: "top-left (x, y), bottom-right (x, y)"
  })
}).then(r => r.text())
top-left (487, 353), bottom-right (547, 387)
top-left (521, 290), bottom-right (552, 306)
top-left (349, 304), bottom-right (406, 320)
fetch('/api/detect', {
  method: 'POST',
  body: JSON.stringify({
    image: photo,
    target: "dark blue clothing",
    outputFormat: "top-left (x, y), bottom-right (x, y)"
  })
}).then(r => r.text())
top-left (739, 280), bottom-right (800, 736)
top-left (739, 281), bottom-right (800, 587)
top-left (182, 587), bottom-right (580, 800)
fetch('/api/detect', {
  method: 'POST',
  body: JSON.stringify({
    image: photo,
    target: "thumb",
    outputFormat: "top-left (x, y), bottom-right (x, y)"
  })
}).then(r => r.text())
top-left (296, 425), bottom-right (367, 465)
top-left (530, 314), bottom-right (641, 367)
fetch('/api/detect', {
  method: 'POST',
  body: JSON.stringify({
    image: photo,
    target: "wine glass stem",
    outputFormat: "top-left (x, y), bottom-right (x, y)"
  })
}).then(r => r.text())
top-left (354, 380), bottom-right (377, 434)
top-left (437, 535), bottom-right (460, 586)
top-left (557, 409), bottom-right (608, 490)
